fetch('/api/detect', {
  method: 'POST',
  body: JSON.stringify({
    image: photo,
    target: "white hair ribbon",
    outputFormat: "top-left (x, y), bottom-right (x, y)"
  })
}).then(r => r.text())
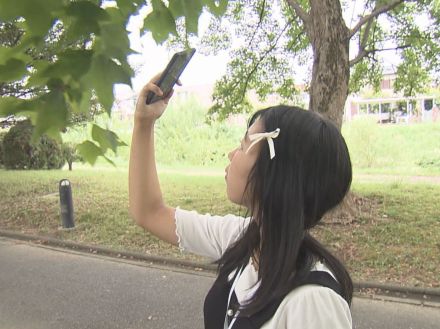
top-left (245, 128), bottom-right (281, 159)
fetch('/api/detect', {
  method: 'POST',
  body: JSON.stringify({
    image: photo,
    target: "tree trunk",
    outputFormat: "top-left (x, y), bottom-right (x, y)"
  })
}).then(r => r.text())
top-left (308, 0), bottom-right (350, 130)
top-left (305, 1), bottom-right (355, 223)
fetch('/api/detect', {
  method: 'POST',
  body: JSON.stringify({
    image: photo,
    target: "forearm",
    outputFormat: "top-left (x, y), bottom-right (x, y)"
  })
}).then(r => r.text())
top-left (129, 119), bottom-right (163, 222)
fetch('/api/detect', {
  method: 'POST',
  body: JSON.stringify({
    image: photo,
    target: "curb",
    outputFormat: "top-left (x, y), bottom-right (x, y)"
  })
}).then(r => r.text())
top-left (1, 229), bottom-right (439, 304)
top-left (0, 229), bottom-right (217, 272)
top-left (354, 281), bottom-right (440, 298)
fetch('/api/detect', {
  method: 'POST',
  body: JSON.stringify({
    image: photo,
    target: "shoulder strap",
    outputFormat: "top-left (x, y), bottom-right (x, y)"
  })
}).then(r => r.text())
top-left (234, 271), bottom-right (343, 329)
top-left (298, 271), bottom-right (343, 297)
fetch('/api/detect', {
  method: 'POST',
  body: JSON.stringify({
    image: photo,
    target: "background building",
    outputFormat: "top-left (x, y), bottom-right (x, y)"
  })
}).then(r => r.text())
top-left (344, 73), bottom-right (439, 124)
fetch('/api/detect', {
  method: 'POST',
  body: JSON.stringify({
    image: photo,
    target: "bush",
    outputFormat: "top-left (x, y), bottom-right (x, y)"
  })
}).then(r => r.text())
top-left (2, 120), bottom-right (65, 169)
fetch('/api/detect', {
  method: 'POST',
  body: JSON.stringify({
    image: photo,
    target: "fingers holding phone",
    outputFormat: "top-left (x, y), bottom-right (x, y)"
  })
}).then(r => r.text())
top-left (134, 48), bottom-right (195, 122)
top-left (145, 48), bottom-right (195, 105)
top-left (135, 77), bottom-right (170, 123)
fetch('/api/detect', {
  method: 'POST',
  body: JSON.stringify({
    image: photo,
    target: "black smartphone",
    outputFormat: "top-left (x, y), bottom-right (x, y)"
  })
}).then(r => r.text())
top-left (146, 48), bottom-right (196, 104)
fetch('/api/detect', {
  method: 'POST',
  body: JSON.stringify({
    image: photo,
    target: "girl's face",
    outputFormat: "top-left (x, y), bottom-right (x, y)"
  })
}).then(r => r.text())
top-left (225, 118), bottom-right (264, 208)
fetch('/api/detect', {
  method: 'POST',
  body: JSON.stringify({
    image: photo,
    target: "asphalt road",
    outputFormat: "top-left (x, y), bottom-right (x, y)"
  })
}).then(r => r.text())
top-left (0, 237), bottom-right (439, 329)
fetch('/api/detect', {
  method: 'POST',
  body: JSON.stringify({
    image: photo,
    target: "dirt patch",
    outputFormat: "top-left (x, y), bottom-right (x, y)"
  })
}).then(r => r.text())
top-left (321, 191), bottom-right (382, 225)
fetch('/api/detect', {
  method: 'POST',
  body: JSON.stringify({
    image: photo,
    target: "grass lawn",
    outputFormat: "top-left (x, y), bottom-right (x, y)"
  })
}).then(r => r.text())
top-left (0, 168), bottom-right (439, 288)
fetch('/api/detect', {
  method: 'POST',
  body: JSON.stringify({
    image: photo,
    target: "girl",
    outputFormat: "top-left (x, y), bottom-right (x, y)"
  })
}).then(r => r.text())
top-left (129, 75), bottom-right (353, 328)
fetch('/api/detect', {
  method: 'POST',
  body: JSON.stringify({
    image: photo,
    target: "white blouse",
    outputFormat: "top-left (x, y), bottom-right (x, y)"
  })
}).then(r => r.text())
top-left (175, 207), bottom-right (353, 329)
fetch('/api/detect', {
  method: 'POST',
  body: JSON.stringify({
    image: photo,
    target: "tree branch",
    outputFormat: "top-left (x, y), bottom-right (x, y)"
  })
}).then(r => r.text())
top-left (360, 18), bottom-right (374, 51)
top-left (349, 0), bottom-right (405, 38)
top-left (353, 17), bottom-right (374, 66)
top-left (238, 19), bottom-right (296, 103)
top-left (350, 44), bottom-right (411, 66)
top-left (247, 0), bottom-right (266, 49)
top-left (285, 0), bottom-right (310, 25)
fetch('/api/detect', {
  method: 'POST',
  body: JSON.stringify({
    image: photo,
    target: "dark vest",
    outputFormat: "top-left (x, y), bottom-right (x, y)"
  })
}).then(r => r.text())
top-left (204, 268), bottom-right (343, 329)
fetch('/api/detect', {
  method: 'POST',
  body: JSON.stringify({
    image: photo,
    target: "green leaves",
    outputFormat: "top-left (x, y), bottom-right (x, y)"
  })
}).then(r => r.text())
top-left (395, 49), bottom-right (430, 97)
top-left (91, 124), bottom-right (127, 154)
top-left (76, 124), bottom-right (127, 165)
top-left (350, 59), bottom-right (383, 94)
top-left (206, 1), bottom-right (302, 120)
top-left (86, 55), bottom-right (132, 115)
top-left (204, 0), bottom-right (228, 17)
top-left (0, 0), bottom-right (63, 36)
top-left (0, 0), bottom-right (233, 166)
top-left (32, 89), bottom-right (68, 140)
top-left (0, 0), bottom-right (139, 165)
top-left (169, 0), bottom-right (203, 34)
top-left (0, 58), bottom-right (28, 82)
top-left (0, 96), bottom-right (32, 117)
top-left (65, 1), bottom-right (110, 37)
top-left (116, 0), bottom-right (143, 13)
top-left (143, 0), bottom-right (177, 43)
top-left (98, 9), bottom-right (133, 62)
top-left (142, 0), bottom-right (231, 43)
top-left (31, 50), bottom-right (93, 84)
top-left (76, 141), bottom-right (106, 166)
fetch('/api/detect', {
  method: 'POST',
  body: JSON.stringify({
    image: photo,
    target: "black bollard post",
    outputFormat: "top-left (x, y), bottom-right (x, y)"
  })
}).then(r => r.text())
top-left (59, 179), bottom-right (75, 229)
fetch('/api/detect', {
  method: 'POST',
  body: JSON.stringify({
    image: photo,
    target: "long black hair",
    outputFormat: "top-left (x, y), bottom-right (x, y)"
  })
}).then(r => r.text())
top-left (216, 105), bottom-right (353, 316)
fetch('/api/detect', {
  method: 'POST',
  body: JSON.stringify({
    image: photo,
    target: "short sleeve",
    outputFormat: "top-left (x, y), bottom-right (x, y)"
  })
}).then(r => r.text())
top-left (175, 207), bottom-right (252, 260)
top-left (262, 285), bottom-right (352, 329)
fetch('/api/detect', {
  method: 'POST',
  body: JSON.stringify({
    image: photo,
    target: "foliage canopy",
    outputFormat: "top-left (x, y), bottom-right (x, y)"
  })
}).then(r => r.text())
top-left (0, 0), bottom-right (438, 163)
top-left (0, 0), bottom-right (227, 164)
top-left (169, 0), bottom-right (440, 121)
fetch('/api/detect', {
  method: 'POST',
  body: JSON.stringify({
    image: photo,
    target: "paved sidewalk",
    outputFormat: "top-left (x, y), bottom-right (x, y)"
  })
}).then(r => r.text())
top-left (1, 229), bottom-right (439, 305)
top-left (1, 237), bottom-right (440, 329)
